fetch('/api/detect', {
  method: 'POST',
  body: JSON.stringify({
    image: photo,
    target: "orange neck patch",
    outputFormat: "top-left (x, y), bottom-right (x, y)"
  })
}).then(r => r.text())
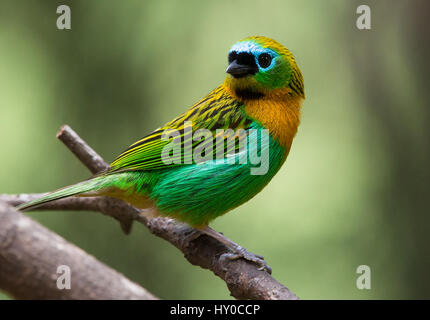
top-left (224, 84), bottom-right (303, 150)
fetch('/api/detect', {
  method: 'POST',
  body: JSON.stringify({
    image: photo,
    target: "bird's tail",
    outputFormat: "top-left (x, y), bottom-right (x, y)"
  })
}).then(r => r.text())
top-left (17, 176), bottom-right (108, 211)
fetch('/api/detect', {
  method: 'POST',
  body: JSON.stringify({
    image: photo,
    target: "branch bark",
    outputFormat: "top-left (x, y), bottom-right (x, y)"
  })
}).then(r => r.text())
top-left (0, 201), bottom-right (157, 300)
top-left (0, 125), bottom-right (298, 300)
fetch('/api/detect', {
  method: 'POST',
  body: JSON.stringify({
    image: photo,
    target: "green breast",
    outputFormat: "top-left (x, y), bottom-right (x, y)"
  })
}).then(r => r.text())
top-left (142, 121), bottom-right (287, 227)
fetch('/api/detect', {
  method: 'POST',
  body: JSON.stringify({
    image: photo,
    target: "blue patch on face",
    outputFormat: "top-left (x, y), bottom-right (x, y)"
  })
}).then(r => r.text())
top-left (229, 40), bottom-right (278, 72)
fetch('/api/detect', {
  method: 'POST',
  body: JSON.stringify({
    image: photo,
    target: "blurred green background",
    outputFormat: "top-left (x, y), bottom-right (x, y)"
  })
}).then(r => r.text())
top-left (1, 0), bottom-right (429, 299)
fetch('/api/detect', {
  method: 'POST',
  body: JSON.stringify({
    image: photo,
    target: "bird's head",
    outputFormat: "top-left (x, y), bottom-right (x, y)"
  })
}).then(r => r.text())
top-left (224, 36), bottom-right (304, 100)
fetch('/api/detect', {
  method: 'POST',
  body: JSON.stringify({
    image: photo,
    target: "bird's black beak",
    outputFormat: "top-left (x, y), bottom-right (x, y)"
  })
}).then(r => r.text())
top-left (226, 53), bottom-right (258, 78)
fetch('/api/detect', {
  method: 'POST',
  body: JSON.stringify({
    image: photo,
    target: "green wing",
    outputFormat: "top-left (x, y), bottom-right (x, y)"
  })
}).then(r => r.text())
top-left (108, 86), bottom-right (252, 173)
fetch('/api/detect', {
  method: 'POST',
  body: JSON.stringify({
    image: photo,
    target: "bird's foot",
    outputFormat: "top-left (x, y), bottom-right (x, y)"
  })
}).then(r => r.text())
top-left (221, 246), bottom-right (272, 274)
top-left (199, 226), bottom-right (273, 274)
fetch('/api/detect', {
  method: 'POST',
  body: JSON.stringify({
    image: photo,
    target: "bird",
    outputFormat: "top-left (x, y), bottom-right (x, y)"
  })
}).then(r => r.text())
top-left (17, 36), bottom-right (304, 272)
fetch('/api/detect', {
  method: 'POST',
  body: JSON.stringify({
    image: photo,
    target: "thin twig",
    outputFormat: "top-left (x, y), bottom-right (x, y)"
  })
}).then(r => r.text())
top-left (56, 125), bottom-right (110, 174)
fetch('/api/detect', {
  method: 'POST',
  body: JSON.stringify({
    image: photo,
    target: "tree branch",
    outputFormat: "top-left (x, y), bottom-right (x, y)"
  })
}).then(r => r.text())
top-left (0, 201), bottom-right (157, 300)
top-left (0, 125), bottom-right (298, 300)
top-left (56, 124), bottom-right (110, 174)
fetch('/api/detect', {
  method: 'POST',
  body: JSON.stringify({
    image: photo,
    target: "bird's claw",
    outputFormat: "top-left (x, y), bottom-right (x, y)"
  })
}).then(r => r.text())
top-left (221, 248), bottom-right (272, 274)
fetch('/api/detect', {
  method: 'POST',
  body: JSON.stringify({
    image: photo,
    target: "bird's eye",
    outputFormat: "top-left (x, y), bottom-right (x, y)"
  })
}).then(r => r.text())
top-left (258, 53), bottom-right (272, 69)
top-left (228, 51), bottom-right (237, 63)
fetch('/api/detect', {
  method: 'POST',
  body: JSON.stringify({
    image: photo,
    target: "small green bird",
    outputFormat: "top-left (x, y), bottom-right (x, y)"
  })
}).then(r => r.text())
top-left (18, 36), bottom-right (304, 271)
